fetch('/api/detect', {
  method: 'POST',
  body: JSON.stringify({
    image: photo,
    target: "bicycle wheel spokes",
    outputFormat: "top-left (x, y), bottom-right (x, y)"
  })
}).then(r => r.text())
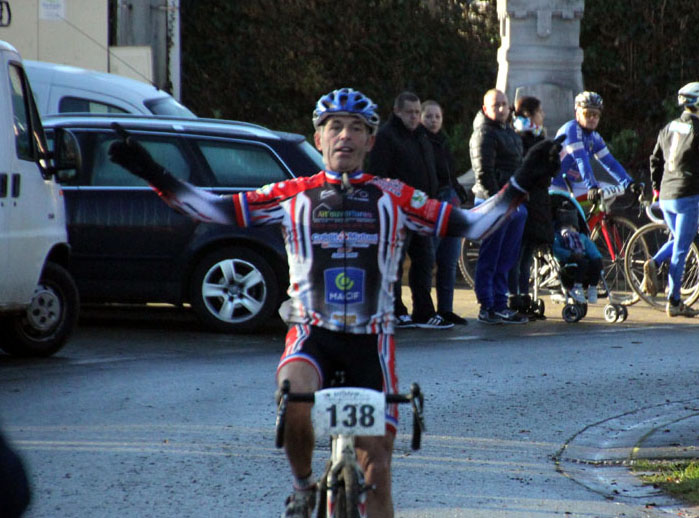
top-left (623, 222), bottom-right (671, 310)
top-left (591, 216), bottom-right (638, 304)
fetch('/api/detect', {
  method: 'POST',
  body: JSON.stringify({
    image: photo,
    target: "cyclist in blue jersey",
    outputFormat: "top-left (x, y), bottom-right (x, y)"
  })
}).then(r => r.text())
top-left (552, 91), bottom-right (634, 202)
top-left (108, 88), bottom-right (564, 518)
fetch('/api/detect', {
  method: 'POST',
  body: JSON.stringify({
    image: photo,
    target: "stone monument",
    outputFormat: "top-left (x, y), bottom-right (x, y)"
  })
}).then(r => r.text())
top-left (495, 0), bottom-right (585, 136)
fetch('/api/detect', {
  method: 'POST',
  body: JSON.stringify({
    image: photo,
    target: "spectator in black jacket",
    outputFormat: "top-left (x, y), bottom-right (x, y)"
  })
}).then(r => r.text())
top-left (509, 96), bottom-right (555, 315)
top-left (645, 81), bottom-right (699, 317)
top-left (421, 99), bottom-right (468, 325)
top-left (368, 91), bottom-right (452, 329)
top-left (470, 89), bottom-right (528, 324)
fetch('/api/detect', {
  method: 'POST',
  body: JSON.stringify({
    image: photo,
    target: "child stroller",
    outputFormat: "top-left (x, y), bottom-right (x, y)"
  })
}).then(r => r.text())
top-left (529, 190), bottom-right (629, 323)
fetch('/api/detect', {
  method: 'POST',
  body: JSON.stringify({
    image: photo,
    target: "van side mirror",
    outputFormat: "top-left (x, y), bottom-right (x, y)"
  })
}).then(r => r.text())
top-left (51, 128), bottom-right (81, 180)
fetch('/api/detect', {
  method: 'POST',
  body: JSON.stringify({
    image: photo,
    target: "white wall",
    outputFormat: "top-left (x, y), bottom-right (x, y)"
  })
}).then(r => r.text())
top-left (0, 0), bottom-right (109, 70)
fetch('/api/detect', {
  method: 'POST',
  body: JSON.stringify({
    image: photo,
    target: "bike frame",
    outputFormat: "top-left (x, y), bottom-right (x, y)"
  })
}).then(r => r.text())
top-left (275, 381), bottom-right (424, 518)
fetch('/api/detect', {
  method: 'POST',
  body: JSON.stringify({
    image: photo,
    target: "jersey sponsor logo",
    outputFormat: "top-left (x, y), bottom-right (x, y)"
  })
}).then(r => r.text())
top-left (330, 313), bottom-right (358, 325)
top-left (320, 189), bottom-right (336, 200)
top-left (346, 189), bottom-right (370, 202)
top-left (368, 177), bottom-right (404, 196)
top-left (312, 231), bottom-right (379, 247)
top-left (312, 203), bottom-right (374, 223)
top-left (410, 190), bottom-right (428, 209)
top-left (324, 267), bottom-right (365, 304)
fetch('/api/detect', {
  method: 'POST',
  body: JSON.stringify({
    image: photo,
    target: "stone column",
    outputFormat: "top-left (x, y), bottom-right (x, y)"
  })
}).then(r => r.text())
top-left (495, 0), bottom-right (585, 136)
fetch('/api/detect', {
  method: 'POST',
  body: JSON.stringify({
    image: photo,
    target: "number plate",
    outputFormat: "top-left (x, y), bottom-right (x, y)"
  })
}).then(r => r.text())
top-left (312, 388), bottom-right (386, 437)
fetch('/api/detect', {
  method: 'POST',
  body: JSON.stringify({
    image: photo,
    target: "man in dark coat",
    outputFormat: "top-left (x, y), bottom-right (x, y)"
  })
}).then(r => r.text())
top-left (368, 91), bottom-right (452, 329)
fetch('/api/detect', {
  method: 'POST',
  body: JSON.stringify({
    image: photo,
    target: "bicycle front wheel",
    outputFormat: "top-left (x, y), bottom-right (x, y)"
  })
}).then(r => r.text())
top-left (458, 238), bottom-right (479, 288)
top-left (624, 222), bottom-right (699, 310)
top-left (337, 465), bottom-right (361, 518)
top-left (590, 215), bottom-right (638, 304)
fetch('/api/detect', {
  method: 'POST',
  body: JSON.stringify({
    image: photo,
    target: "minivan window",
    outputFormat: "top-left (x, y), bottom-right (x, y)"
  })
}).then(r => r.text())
top-left (59, 96), bottom-right (129, 114)
top-left (196, 139), bottom-right (289, 187)
top-left (9, 63), bottom-right (33, 160)
top-left (145, 97), bottom-right (196, 118)
top-left (86, 134), bottom-right (190, 187)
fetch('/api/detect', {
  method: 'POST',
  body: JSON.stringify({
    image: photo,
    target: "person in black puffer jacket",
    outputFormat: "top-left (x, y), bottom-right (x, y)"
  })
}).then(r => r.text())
top-left (469, 89), bottom-right (528, 324)
top-left (508, 96), bottom-right (555, 316)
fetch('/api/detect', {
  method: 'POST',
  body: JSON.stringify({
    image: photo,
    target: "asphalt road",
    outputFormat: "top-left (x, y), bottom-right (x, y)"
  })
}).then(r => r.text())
top-left (1, 290), bottom-right (698, 518)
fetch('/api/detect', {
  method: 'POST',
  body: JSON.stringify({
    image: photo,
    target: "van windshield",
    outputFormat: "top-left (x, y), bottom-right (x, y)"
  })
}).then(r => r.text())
top-left (145, 97), bottom-right (196, 118)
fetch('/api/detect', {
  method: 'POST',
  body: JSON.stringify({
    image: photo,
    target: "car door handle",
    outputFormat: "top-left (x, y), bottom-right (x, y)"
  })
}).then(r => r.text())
top-left (0, 173), bottom-right (7, 197)
top-left (11, 173), bottom-right (20, 197)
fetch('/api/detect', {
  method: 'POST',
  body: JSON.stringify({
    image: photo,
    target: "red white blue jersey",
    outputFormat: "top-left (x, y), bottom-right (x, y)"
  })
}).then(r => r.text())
top-left (231, 170), bottom-right (452, 334)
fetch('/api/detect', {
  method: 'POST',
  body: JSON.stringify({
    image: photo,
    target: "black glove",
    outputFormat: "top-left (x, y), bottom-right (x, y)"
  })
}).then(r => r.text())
top-left (587, 187), bottom-right (601, 203)
top-left (108, 124), bottom-right (166, 183)
top-left (627, 180), bottom-right (644, 197)
top-left (513, 135), bottom-right (564, 192)
top-left (455, 183), bottom-right (470, 205)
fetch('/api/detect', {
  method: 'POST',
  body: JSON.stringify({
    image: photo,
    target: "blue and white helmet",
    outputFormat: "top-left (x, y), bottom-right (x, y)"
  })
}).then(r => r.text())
top-left (312, 88), bottom-right (380, 135)
top-left (574, 91), bottom-right (603, 111)
top-left (678, 82), bottom-right (699, 108)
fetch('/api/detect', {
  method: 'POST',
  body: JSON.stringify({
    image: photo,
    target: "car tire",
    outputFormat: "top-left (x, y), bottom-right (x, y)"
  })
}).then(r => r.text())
top-left (189, 247), bottom-right (279, 333)
top-left (0, 262), bottom-right (80, 357)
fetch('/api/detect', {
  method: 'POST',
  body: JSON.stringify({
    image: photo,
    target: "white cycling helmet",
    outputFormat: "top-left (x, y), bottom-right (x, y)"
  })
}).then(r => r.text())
top-left (678, 82), bottom-right (699, 108)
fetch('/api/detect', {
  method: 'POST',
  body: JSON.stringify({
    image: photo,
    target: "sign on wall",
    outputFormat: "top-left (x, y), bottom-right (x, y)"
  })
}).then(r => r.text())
top-left (39, 0), bottom-right (65, 21)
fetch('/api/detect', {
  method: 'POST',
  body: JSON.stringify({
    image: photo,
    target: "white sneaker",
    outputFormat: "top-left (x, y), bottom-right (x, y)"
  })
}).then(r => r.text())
top-left (587, 286), bottom-right (598, 304)
top-left (569, 284), bottom-right (586, 304)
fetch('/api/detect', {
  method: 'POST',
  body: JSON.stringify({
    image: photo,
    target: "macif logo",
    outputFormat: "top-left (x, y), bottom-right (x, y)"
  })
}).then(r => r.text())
top-left (324, 268), bottom-right (364, 304)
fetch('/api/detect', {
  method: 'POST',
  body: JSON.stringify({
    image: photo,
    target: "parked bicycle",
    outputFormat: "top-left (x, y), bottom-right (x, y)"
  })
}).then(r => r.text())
top-left (275, 380), bottom-right (425, 518)
top-left (623, 201), bottom-right (699, 310)
top-left (459, 180), bottom-right (643, 303)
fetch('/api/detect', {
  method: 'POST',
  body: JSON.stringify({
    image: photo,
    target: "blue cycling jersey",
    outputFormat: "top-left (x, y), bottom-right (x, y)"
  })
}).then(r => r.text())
top-left (552, 119), bottom-right (632, 191)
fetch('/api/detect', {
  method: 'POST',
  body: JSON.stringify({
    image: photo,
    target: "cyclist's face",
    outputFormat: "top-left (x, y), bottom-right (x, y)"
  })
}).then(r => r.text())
top-left (315, 115), bottom-right (374, 173)
top-left (576, 107), bottom-right (601, 131)
top-left (420, 104), bottom-right (443, 134)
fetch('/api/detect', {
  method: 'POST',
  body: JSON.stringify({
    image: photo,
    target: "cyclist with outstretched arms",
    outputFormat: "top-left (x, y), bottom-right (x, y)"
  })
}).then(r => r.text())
top-left (552, 91), bottom-right (635, 203)
top-left (108, 88), bottom-right (563, 518)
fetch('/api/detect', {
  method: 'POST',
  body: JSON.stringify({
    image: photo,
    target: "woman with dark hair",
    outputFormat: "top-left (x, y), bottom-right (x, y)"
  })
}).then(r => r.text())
top-left (509, 96), bottom-right (556, 315)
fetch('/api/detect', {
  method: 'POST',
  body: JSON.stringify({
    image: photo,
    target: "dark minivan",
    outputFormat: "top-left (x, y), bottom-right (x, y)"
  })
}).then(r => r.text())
top-left (45, 114), bottom-right (324, 332)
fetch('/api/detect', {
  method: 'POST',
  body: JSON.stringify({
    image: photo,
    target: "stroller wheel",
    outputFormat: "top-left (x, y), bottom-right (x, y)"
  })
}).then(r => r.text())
top-left (604, 304), bottom-right (619, 323)
top-left (562, 304), bottom-right (581, 323)
top-left (616, 305), bottom-right (628, 323)
top-left (581, 302), bottom-right (588, 318)
top-left (532, 298), bottom-right (545, 318)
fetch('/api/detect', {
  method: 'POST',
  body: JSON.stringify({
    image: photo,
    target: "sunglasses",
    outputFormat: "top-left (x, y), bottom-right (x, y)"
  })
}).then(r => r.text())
top-left (581, 109), bottom-right (601, 119)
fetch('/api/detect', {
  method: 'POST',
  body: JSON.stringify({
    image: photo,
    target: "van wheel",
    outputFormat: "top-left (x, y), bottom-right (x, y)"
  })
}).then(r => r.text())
top-left (0, 262), bottom-right (79, 357)
top-left (189, 247), bottom-right (279, 333)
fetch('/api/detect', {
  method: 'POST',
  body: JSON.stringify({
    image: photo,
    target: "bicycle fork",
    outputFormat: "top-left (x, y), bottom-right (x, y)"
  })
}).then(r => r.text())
top-left (325, 435), bottom-right (370, 518)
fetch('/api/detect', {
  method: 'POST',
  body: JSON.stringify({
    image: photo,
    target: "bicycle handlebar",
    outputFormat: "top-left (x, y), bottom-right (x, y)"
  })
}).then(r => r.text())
top-left (275, 380), bottom-right (425, 450)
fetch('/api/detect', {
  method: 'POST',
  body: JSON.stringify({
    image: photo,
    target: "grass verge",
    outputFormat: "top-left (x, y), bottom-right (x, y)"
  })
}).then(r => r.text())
top-left (632, 460), bottom-right (699, 505)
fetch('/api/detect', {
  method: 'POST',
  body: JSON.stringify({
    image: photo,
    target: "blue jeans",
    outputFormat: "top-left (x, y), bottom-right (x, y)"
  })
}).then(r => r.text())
top-left (473, 199), bottom-right (527, 310)
top-left (655, 195), bottom-right (699, 301)
top-left (432, 187), bottom-right (462, 313)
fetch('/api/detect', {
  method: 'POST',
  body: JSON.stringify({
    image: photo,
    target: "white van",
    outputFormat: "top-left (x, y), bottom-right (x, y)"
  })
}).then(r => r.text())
top-left (0, 42), bottom-right (80, 356)
top-left (25, 59), bottom-right (196, 118)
